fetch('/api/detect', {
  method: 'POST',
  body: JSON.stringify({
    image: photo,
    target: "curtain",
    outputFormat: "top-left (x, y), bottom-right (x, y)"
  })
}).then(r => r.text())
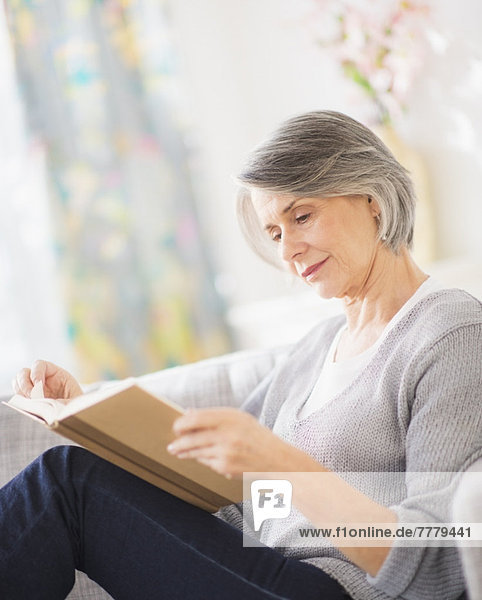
top-left (4, 0), bottom-right (230, 382)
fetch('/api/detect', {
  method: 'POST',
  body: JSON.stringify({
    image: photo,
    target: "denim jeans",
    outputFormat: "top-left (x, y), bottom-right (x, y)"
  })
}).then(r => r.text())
top-left (0, 446), bottom-right (350, 600)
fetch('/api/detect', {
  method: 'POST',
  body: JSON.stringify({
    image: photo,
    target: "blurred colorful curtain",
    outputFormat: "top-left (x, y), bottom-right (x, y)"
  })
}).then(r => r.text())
top-left (5, 0), bottom-right (230, 381)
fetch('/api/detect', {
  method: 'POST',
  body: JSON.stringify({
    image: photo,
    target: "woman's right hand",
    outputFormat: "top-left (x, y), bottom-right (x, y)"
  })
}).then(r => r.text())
top-left (12, 360), bottom-right (83, 400)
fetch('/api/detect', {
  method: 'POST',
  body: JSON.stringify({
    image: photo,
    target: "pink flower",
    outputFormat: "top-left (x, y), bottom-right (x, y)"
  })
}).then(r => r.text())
top-left (312, 0), bottom-right (430, 124)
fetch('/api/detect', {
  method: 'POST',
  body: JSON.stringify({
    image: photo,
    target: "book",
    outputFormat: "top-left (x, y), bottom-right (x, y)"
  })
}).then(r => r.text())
top-left (4, 379), bottom-right (243, 512)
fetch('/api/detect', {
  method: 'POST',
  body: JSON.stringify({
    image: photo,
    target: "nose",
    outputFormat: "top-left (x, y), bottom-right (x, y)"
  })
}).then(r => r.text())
top-left (279, 228), bottom-right (306, 263)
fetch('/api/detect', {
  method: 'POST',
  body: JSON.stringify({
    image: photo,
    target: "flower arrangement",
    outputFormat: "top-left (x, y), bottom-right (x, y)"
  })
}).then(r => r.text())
top-left (312, 0), bottom-right (430, 125)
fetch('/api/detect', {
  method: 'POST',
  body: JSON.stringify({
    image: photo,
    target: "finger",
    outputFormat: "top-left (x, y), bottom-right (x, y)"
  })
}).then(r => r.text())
top-left (15, 368), bottom-right (34, 397)
top-left (172, 408), bottom-right (236, 435)
top-left (173, 446), bottom-right (220, 460)
top-left (170, 442), bottom-right (241, 477)
top-left (167, 430), bottom-right (218, 455)
top-left (11, 378), bottom-right (20, 395)
top-left (30, 359), bottom-right (51, 385)
top-left (196, 457), bottom-right (216, 468)
top-left (196, 457), bottom-right (236, 479)
top-left (177, 446), bottom-right (228, 466)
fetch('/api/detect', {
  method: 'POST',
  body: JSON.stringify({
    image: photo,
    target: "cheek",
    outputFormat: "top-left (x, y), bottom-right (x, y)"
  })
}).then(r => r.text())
top-left (337, 239), bottom-right (372, 272)
top-left (324, 233), bottom-right (373, 275)
top-left (338, 216), bottom-right (377, 254)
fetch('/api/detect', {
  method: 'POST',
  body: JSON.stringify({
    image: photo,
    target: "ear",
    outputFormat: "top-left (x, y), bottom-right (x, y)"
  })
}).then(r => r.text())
top-left (367, 196), bottom-right (381, 219)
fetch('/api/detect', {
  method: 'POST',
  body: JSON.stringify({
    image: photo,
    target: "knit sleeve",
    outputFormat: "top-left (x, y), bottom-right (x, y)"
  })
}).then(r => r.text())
top-left (367, 323), bottom-right (482, 599)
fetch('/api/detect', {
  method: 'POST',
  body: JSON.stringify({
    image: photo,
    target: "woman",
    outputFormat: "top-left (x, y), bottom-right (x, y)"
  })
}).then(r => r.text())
top-left (3, 111), bottom-right (481, 600)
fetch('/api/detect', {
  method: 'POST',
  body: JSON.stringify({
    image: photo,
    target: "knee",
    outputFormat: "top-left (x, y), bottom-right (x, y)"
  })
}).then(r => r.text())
top-left (35, 445), bottom-right (99, 484)
top-left (40, 445), bottom-right (88, 467)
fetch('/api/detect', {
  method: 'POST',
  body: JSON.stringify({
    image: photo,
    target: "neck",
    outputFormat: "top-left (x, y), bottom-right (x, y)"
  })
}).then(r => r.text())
top-left (342, 246), bottom-right (428, 335)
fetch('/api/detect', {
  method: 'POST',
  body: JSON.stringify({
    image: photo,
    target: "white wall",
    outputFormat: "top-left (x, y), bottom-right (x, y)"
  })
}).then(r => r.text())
top-left (167, 0), bottom-right (482, 314)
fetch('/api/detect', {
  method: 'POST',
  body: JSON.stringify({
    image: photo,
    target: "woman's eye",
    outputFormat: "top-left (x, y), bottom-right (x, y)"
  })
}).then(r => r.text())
top-left (295, 213), bottom-right (311, 224)
top-left (271, 231), bottom-right (281, 243)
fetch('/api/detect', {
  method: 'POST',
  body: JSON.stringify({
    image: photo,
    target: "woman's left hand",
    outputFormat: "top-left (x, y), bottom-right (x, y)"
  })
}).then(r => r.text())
top-left (167, 408), bottom-right (313, 478)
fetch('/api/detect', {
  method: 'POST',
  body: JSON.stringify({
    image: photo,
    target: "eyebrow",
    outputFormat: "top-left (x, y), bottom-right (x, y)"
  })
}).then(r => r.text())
top-left (263, 200), bottom-right (297, 231)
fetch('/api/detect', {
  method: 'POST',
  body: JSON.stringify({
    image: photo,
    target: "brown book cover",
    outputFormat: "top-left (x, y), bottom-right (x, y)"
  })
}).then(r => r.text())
top-left (4, 380), bottom-right (243, 512)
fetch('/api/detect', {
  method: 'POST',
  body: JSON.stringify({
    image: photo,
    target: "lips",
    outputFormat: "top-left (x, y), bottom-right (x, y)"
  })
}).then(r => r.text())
top-left (301, 259), bottom-right (328, 280)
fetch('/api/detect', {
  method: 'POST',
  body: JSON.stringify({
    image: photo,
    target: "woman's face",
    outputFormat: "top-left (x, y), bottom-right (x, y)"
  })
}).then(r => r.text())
top-left (251, 190), bottom-right (381, 300)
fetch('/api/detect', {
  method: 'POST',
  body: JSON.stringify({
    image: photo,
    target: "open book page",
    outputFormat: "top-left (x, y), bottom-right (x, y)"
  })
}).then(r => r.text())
top-left (6, 395), bottom-right (62, 425)
top-left (6, 381), bottom-right (62, 425)
top-left (5, 377), bottom-right (183, 426)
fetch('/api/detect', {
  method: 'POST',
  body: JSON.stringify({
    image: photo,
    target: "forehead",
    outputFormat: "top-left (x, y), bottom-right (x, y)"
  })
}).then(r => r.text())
top-left (250, 189), bottom-right (297, 222)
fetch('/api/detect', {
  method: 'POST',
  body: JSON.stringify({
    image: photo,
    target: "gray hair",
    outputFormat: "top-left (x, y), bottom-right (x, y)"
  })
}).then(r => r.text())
top-left (236, 110), bottom-right (416, 267)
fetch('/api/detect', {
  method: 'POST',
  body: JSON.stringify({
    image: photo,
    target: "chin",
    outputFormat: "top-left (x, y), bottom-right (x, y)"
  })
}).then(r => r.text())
top-left (310, 282), bottom-right (338, 300)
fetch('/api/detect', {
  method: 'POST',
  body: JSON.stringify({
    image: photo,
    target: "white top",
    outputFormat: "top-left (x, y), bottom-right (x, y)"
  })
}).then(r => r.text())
top-left (298, 277), bottom-right (444, 419)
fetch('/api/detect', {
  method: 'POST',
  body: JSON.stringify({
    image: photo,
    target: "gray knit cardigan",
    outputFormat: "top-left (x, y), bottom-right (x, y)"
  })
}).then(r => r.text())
top-left (218, 289), bottom-right (482, 600)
